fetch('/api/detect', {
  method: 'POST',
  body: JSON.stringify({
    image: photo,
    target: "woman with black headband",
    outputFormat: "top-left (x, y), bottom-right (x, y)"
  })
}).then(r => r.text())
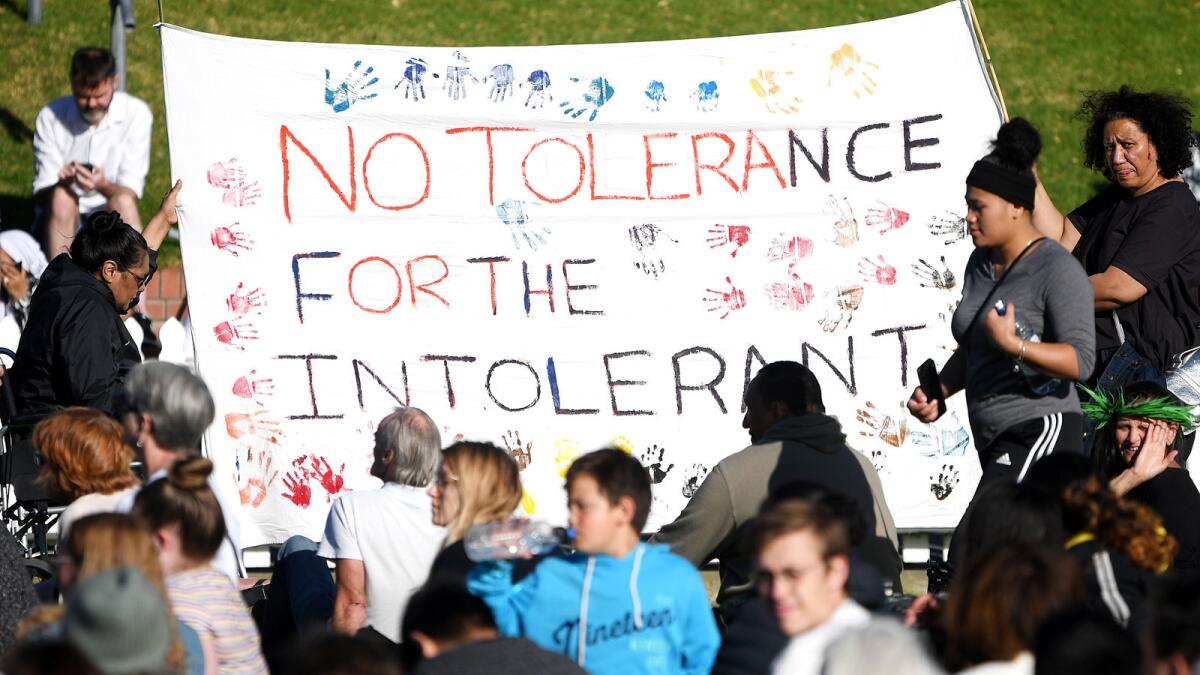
top-left (907, 118), bottom-right (1095, 567)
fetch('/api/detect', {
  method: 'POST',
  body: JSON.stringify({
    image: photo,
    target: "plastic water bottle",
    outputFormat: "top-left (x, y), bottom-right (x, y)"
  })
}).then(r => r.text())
top-left (464, 518), bottom-right (570, 562)
top-left (994, 301), bottom-right (1060, 395)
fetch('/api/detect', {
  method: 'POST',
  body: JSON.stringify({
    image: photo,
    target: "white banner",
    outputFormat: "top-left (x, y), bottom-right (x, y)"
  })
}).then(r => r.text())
top-left (161, 1), bottom-right (1004, 546)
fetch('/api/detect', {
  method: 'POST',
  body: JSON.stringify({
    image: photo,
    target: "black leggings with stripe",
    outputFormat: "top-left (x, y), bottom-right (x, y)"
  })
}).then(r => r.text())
top-left (948, 412), bottom-right (1084, 569)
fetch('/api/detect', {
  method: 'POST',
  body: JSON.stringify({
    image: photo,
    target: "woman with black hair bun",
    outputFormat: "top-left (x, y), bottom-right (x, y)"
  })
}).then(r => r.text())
top-left (11, 180), bottom-right (181, 421)
top-left (907, 118), bottom-right (1096, 568)
top-left (1031, 88), bottom-right (1200, 405)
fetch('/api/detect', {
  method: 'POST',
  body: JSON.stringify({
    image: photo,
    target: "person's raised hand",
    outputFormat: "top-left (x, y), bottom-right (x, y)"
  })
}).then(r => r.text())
top-left (156, 180), bottom-right (183, 226)
top-left (906, 386), bottom-right (942, 423)
top-left (1131, 419), bottom-right (1178, 482)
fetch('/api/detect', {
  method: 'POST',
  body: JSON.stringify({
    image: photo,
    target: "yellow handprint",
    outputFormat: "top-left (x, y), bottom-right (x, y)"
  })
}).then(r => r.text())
top-left (610, 435), bottom-right (635, 455)
top-left (749, 69), bottom-right (802, 114)
top-left (520, 489), bottom-right (537, 514)
top-left (554, 438), bottom-right (581, 478)
top-left (827, 44), bottom-right (879, 99)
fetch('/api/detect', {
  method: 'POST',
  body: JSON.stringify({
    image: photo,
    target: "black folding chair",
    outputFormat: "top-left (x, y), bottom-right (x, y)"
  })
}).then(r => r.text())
top-left (0, 348), bottom-right (66, 556)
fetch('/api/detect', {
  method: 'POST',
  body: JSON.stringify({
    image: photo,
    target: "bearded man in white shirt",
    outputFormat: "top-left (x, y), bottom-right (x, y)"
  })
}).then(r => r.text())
top-left (33, 47), bottom-right (152, 257)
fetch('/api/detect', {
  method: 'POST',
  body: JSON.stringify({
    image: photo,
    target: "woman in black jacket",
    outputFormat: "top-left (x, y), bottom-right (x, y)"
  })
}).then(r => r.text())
top-left (12, 180), bottom-right (180, 421)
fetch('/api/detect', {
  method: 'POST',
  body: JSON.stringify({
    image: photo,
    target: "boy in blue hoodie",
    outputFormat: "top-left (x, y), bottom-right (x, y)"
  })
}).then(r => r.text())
top-left (467, 448), bottom-right (720, 674)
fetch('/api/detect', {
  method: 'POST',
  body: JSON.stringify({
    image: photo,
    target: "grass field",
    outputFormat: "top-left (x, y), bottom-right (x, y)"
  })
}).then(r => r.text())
top-left (0, 0), bottom-right (1195, 265)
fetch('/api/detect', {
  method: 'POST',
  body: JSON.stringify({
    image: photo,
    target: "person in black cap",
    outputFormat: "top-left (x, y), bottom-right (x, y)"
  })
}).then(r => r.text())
top-left (906, 118), bottom-right (1096, 569)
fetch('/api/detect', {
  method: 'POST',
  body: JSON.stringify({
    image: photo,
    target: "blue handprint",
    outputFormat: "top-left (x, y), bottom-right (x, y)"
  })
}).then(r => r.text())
top-left (487, 64), bottom-right (515, 103)
top-left (692, 80), bottom-right (719, 112)
top-left (523, 69), bottom-right (552, 108)
top-left (444, 50), bottom-right (476, 101)
top-left (643, 80), bottom-right (667, 112)
top-left (324, 60), bottom-right (379, 113)
top-left (496, 199), bottom-right (551, 250)
top-left (395, 57), bottom-right (428, 101)
top-left (560, 77), bottom-right (615, 122)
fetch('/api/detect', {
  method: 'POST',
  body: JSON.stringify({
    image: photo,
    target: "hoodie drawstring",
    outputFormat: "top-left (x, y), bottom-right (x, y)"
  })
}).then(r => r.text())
top-left (629, 544), bottom-right (645, 630)
top-left (577, 556), bottom-right (596, 666)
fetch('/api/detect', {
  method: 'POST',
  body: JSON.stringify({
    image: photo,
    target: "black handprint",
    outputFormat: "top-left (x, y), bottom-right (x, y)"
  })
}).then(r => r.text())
top-left (639, 444), bottom-right (674, 484)
top-left (911, 256), bottom-right (957, 290)
top-left (930, 464), bottom-right (960, 501)
top-left (927, 211), bottom-right (969, 245)
top-left (868, 448), bottom-right (887, 474)
top-left (682, 463), bottom-right (710, 498)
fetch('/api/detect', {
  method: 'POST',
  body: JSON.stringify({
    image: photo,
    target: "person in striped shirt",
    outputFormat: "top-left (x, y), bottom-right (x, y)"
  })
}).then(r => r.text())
top-left (133, 456), bottom-right (267, 675)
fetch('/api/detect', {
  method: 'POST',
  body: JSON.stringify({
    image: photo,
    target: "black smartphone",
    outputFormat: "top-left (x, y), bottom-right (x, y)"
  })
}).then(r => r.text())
top-left (916, 358), bottom-right (946, 417)
top-left (79, 162), bottom-right (94, 171)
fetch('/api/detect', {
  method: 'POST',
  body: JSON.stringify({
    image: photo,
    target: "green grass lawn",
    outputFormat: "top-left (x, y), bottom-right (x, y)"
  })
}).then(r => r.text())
top-left (0, 0), bottom-right (1195, 266)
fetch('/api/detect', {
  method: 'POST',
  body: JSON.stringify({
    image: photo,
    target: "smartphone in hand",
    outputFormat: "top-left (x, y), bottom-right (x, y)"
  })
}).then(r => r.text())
top-left (917, 358), bottom-right (946, 417)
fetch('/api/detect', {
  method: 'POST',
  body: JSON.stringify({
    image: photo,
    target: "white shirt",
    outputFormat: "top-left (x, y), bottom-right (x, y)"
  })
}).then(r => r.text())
top-left (32, 91), bottom-right (152, 214)
top-left (117, 468), bottom-right (244, 586)
top-left (771, 599), bottom-right (870, 675)
top-left (317, 482), bottom-right (445, 642)
top-left (59, 486), bottom-right (138, 545)
top-left (958, 652), bottom-right (1035, 675)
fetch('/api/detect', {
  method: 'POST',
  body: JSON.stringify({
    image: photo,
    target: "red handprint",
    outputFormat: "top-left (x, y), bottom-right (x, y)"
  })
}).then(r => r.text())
top-left (706, 224), bottom-right (751, 257)
top-left (864, 203), bottom-right (910, 234)
top-left (311, 455), bottom-right (346, 501)
top-left (207, 159), bottom-right (246, 189)
top-left (210, 223), bottom-right (255, 256)
top-left (222, 181), bottom-right (262, 207)
top-left (702, 277), bottom-right (747, 319)
top-left (206, 158), bottom-right (261, 207)
top-left (858, 255), bottom-right (898, 285)
top-left (232, 370), bottom-right (275, 404)
top-left (225, 283), bottom-right (266, 316)
top-left (225, 411), bottom-right (283, 444)
top-left (765, 281), bottom-right (816, 310)
top-left (234, 448), bottom-right (277, 508)
top-left (767, 235), bottom-right (814, 263)
top-left (213, 317), bottom-right (259, 349)
top-left (281, 471), bottom-right (312, 508)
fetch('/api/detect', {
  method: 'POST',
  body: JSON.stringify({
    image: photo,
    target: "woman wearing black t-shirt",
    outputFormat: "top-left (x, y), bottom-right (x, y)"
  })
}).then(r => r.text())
top-left (1031, 87), bottom-right (1200, 396)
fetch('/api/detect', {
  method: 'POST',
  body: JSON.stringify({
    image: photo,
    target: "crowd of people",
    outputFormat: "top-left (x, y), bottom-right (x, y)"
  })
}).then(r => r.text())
top-left (0, 42), bottom-right (1199, 675)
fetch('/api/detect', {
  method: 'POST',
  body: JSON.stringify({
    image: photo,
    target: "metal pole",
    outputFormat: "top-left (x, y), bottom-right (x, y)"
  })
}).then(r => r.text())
top-left (27, 0), bottom-right (41, 25)
top-left (112, 2), bottom-right (127, 91)
top-left (110, 0), bottom-right (136, 92)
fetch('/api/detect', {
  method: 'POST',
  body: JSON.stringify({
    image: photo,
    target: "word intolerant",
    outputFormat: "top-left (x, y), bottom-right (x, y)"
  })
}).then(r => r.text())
top-left (271, 326), bottom-right (927, 422)
top-left (279, 114), bottom-right (944, 221)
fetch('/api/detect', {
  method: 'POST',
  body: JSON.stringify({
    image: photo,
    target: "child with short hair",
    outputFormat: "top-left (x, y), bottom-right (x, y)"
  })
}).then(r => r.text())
top-left (468, 448), bottom-right (720, 674)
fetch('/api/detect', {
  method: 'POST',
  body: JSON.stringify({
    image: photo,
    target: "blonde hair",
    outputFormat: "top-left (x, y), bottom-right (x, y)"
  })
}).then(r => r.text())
top-left (440, 442), bottom-right (522, 545)
top-left (64, 513), bottom-right (186, 670)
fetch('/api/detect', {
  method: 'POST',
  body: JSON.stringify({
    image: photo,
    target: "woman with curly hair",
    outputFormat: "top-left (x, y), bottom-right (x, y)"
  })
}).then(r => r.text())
top-left (1060, 474), bottom-right (1175, 629)
top-left (1032, 88), bottom-right (1200, 403)
top-left (1083, 381), bottom-right (1200, 573)
top-left (426, 441), bottom-right (526, 582)
top-left (34, 407), bottom-right (139, 544)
